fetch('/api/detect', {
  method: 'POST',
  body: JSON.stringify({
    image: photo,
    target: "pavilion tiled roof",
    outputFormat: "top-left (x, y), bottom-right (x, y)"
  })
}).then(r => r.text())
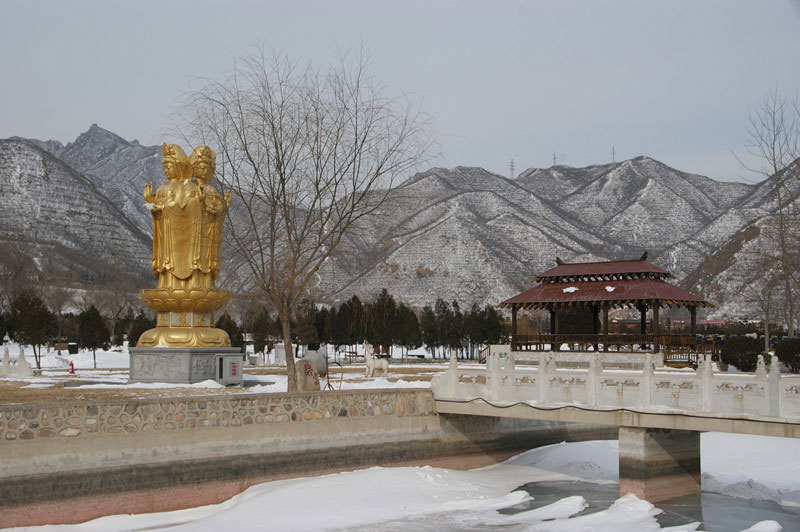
top-left (501, 257), bottom-right (713, 310)
top-left (499, 278), bottom-right (713, 309)
top-left (533, 259), bottom-right (671, 282)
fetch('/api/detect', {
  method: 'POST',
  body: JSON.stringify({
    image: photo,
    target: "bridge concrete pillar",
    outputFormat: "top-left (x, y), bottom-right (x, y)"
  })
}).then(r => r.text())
top-left (618, 426), bottom-right (700, 503)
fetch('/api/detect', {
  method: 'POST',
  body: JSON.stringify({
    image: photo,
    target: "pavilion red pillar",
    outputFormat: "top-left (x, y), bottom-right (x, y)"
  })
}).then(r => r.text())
top-left (511, 304), bottom-right (518, 349)
top-left (552, 307), bottom-right (560, 351)
top-left (602, 304), bottom-right (609, 352)
top-left (652, 303), bottom-right (660, 354)
top-left (639, 304), bottom-right (648, 350)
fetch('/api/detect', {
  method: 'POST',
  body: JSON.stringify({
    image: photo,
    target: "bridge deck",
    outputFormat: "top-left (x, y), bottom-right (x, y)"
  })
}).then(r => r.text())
top-left (435, 398), bottom-right (800, 439)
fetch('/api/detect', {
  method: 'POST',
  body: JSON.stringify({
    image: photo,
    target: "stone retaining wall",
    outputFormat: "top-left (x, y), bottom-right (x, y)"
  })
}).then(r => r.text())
top-left (1, 388), bottom-right (432, 445)
top-left (1, 388), bottom-right (615, 527)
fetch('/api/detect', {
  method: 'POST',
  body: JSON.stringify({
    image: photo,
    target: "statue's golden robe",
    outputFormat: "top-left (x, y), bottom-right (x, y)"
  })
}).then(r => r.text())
top-left (138, 144), bottom-right (231, 347)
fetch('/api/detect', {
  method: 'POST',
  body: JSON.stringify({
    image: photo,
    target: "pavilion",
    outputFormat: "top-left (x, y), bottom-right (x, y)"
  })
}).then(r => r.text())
top-left (498, 255), bottom-right (714, 354)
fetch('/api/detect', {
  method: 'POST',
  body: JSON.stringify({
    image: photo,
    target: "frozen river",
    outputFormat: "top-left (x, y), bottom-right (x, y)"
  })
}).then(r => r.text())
top-left (11, 435), bottom-right (800, 532)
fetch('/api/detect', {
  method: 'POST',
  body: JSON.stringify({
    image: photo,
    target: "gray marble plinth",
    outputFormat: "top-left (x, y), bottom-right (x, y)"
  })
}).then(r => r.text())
top-left (129, 347), bottom-right (243, 385)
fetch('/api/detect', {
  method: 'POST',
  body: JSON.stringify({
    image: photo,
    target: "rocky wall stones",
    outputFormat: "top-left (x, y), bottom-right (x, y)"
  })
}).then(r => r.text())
top-left (0, 389), bottom-right (434, 443)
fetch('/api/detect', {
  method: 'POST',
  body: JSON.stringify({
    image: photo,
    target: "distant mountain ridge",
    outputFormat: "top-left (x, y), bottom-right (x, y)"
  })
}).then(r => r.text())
top-left (315, 161), bottom-right (765, 316)
top-left (0, 136), bottom-right (152, 288)
top-left (0, 125), bottom-right (787, 320)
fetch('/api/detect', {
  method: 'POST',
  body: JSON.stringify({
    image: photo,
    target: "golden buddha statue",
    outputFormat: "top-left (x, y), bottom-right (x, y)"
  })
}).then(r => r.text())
top-left (137, 144), bottom-right (231, 348)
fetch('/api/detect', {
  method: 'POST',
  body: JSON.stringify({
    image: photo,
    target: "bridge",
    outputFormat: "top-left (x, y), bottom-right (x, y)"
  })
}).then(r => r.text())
top-left (431, 345), bottom-right (800, 502)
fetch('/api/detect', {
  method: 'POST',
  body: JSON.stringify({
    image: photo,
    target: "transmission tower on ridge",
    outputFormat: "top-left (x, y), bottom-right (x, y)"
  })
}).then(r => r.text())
top-left (510, 158), bottom-right (515, 179)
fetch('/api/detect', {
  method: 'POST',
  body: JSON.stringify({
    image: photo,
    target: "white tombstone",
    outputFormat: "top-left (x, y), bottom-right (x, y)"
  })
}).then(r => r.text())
top-left (0, 347), bottom-right (10, 377)
top-left (17, 346), bottom-right (33, 375)
top-left (303, 346), bottom-right (328, 377)
top-left (274, 343), bottom-right (290, 365)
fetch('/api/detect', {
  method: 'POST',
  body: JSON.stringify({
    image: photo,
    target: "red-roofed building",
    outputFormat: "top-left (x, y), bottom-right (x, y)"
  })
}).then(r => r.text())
top-left (498, 255), bottom-right (713, 354)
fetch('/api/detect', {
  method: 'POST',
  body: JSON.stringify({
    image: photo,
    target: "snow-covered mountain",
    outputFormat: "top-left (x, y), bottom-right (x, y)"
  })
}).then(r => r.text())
top-left (0, 137), bottom-right (152, 288)
top-left (18, 124), bottom-right (162, 235)
top-left (317, 162), bottom-right (761, 310)
top-left (1, 125), bottom-right (787, 319)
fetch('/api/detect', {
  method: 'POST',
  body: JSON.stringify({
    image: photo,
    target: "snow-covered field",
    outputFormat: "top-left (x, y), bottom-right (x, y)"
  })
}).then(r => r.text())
top-left (7, 435), bottom-right (799, 531)
top-left (0, 342), bottom-right (436, 393)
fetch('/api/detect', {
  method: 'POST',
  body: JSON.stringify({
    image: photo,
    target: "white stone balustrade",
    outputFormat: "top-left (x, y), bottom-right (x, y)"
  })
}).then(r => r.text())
top-left (432, 348), bottom-right (800, 421)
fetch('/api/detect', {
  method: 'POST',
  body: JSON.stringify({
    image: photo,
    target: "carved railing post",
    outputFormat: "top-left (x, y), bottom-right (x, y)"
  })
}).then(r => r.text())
top-left (698, 354), bottom-right (713, 412)
top-left (769, 354), bottom-right (781, 417)
top-left (489, 351), bottom-right (501, 401)
top-left (588, 353), bottom-right (600, 407)
top-left (447, 347), bottom-right (459, 398)
top-left (537, 352), bottom-right (548, 404)
top-left (756, 354), bottom-right (768, 416)
top-left (643, 352), bottom-right (654, 408)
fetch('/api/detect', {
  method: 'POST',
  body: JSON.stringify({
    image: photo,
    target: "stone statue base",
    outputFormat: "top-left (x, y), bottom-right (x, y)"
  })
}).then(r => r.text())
top-left (129, 347), bottom-right (243, 385)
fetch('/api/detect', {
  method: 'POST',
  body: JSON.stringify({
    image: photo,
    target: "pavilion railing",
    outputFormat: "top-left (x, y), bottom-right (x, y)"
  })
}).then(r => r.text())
top-left (511, 334), bottom-right (716, 365)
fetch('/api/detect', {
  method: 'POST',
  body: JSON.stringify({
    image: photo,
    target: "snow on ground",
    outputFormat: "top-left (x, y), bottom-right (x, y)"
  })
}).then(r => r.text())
top-left (1, 342), bottom-right (434, 392)
top-left (702, 433), bottom-right (800, 507)
top-left (12, 435), bottom-right (797, 531)
top-left (2, 342), bottom-right (129, 370)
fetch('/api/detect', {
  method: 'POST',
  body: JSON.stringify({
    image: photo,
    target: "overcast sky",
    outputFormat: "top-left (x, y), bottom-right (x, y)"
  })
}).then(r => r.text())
top-left (2, 0), bottom-right (799, 182)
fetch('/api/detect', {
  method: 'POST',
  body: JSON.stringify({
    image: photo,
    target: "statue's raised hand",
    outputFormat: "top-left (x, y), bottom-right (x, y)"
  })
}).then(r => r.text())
top-left (224, 191), bottom-right (231, 208)
top-left (144, 182), bottom-right (154, 203)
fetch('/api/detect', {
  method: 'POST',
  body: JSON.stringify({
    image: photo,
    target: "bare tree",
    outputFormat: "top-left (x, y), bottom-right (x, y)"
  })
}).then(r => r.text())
top-left (740, 89), bottom-right (800, 335)
top-left (180, 47), bottom-right (436, 390)
top-left (741, 267), bottom-right (782, 352)
top-left (83, 282), bottom-right (137, 345)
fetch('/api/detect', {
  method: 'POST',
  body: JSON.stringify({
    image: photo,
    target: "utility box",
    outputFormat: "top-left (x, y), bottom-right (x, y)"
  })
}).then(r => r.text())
top-left (215, 354), bottom-right (243, 385)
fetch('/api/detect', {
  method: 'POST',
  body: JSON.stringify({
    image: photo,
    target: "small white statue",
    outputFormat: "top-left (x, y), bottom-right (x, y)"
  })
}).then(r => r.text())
top-left (363, 342), bottom-right (388, 378)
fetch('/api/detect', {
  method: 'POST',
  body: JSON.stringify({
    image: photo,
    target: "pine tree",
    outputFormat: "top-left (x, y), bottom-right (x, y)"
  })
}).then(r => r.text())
top-left (294, 299), bottom-right (320, 350)
top-left (215, 314), bottom-right (244, 348)
top-left (9, 290), bottom-right (56, 369)
top-left (78, 305), bottom-right (110, 369)
top-left (328, 306), bottom-right (344, 350)
top-left (127, 311), bottom-right (156, 348)
top-left (245, 304), bottom-right (273, 354)
top-left (338, 295), bottom-right (366, 348)
top-left (420, 305), bottom-right (438, 356)
top-left (396, 303), bottom-right (422, 356)
top-left (464, 303), bottom-right (484, 359)
top-left (482, 304), bottom-right (504, 344)
top-left (112, 309), bottom-right (135, 346)
top-left (315, 306), bottom-right (332, 347)
top-left (369, 289), bottom-right (397, 352)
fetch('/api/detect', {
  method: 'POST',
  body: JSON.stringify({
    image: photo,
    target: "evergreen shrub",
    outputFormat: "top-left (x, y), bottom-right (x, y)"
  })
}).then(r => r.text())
top-left (720, 335), bottom-right (765, 372)
top-left (775, 338), bottom-right (800, 373)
